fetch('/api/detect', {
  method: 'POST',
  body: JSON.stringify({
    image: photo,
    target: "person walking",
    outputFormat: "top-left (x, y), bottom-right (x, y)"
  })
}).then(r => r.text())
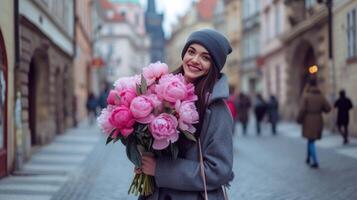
top-left (334, 90), bottom-right (354, 144)
top-left (226, 85), bottom-right (239, 134)
top-left (137, 29), bottom-right (234, 200)
top-left (86, 92), bottom-right (98, 125)
top-left (237, 92), bottom-right (251, 135)
top-left (267, 95), bottom-right (279, 135)
top-left (297, 78), bottom-right (331, 168)
top-left (254, 94), bottom-right (267, 135)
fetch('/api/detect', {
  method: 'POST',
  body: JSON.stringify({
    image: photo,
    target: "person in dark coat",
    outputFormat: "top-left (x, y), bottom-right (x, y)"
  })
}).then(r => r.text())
top-left (267, 95), bottom-right (279, 135)
top-left (254, 94), bottom-right (267, 135)
top-left (237, 92), bottom-right (251, 135)
top-left (137, 29), bottom-right (234, 200)
top-left (225, 85), bottom-right (239, 134)
top-left (98, 83), bottom-right (110, 109)
top-left (86, 92), bottom-right (98, 125)
top-left (298, 79), bottom-right (331, 168)
top-left (334, 90), bottom-right (354, 144)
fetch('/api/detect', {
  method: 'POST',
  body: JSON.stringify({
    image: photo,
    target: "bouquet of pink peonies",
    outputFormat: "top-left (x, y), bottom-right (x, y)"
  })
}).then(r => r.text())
top-left (97, 62), bottom-right (199, 196)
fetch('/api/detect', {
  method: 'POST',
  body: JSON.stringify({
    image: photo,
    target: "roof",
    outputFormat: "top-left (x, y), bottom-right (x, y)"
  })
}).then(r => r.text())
top-left (197, 0), bottom-right (218, 21)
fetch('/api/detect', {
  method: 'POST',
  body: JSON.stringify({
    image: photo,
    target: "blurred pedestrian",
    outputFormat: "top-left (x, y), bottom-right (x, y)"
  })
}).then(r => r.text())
top-left (237, 92), bottom-right (251, 135)
top-left (225, 85), bottom-right (239, 134)
top-left (86, 92), bottom-right (98, 125)
top-left (297, 78), bottom-right (331, 168)
top-left (334, 90), bottom-right (354, 145)
top-left (98, 83), bottom-right (110, 109)
top-left (267, 95), bottom-right (279, 135)
top-left (254, 93), bottom-right (267, 135)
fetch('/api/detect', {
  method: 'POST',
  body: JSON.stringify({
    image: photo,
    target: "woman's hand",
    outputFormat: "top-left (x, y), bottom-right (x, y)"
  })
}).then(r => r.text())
top-left (141, 155), bottom-right (156, 176)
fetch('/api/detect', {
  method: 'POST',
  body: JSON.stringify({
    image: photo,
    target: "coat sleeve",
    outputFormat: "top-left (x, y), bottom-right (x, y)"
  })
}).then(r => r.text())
top-left (154, 101), bottom-right (234, 191)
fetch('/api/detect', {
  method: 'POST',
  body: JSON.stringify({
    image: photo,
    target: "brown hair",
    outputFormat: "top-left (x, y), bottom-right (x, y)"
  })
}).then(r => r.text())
top-left (173, 64), bottom-right (219, 137)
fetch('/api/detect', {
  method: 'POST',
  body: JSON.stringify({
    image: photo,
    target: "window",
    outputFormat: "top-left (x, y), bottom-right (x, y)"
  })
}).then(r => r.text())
top-left (347, 9), bottom-right (357, 59)
top-left (305, 0), bottom-right (316, 9)
top-left (275, 4), bottom-right (281, 36)
top-left (0, 45), bottom-right (5, 149)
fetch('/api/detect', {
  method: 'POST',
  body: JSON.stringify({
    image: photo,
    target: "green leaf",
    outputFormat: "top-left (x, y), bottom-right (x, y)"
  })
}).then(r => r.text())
top-left (126, 136), bottom-right (142, 167)
top-left (141, 74), bottom-right (147, 94)
top-left (181, 129), bottom-right (197, 142)
top-left (136, 84), bottom-right (142, 95)
top-left (106, 136), bottom-right (113, 145)
top-left (106, 128), bottom-right (117, 145)
top-left (170, 143), bottom-right (179, 159)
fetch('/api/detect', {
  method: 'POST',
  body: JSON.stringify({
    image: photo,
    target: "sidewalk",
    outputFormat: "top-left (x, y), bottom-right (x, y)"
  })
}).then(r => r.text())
top-left (0, 120), bottom-right (101, 200)
top-left (265, 121), bottom-right (357, 160)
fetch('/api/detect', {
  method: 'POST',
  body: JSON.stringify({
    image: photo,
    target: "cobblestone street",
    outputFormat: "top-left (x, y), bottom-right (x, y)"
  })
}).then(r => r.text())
top-left (1, 120), bottom-right (357, 200)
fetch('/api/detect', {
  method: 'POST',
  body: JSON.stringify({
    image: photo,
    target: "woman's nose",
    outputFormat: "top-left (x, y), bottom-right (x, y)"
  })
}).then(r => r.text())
top-left (192, 55), bottom-right (199, 63)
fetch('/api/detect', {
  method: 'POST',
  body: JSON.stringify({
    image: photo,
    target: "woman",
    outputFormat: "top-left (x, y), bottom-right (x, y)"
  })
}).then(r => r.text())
top-left (137, 29), bottom-right (234, 199)
top-left (298, 78), bottom-right (331, 168)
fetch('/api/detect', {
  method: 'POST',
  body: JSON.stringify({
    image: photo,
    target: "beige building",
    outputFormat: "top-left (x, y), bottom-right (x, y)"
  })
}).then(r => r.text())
top-left (333, 0), bottom-right (357, 135)
top-left (260, 0), bottom-right (289, 112)
top-left (166, 0), bottom-right (218, 71)
top-left (74, 0), bottom-right (95, 122)
top-left (224, 0), bottom-right (241, 91)
top-left (0, 0), bottom-right (15, 178)
top-left (16, 0), bottom-right (75, 163)
top-left (281, 1), bottom-right (331, 120)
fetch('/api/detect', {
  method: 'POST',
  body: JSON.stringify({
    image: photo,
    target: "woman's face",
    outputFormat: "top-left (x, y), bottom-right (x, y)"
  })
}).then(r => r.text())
top-left (182, 43), bottom-right (212, 83)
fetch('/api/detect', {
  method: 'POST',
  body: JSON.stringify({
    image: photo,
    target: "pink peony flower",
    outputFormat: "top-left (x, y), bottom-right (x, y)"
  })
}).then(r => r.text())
top-left (114, 75), bottom-right (141, 91)
top-left (130, 96), bottom-right (155, 123)
top-left (155, 74), bottom-right (188, 103)
top-left (175, 101), bottom-right (199, 133)
top-left (109, 106), bottom-right (135, 137)
top-left (97, 106), bottom-right (116, 135)
top-left (143, 62), bottom-right (169, 86)
top-left (185, 82), bottom-right (198, 102)
top-left (107, 90), bottom-right (120, 105)
top-left (149, 113), bottom-right (179, 150)
top-left (118, 88), bottom-right (137, 107)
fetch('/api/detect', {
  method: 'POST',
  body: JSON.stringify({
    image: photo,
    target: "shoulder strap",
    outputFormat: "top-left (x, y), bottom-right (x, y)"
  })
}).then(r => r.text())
top-left (198, 139), bottom-right (229, 200)
top-left (198, 138), bottom-right (208, 200)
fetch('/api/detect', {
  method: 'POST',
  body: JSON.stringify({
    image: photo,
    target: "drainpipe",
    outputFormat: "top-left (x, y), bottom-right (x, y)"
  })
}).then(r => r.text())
top-left (14, 0), bottom-right (24, 170)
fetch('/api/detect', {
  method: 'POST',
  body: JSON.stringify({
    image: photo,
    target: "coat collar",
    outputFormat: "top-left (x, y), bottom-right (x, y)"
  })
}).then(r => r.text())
top-left (207, 73), bottom-right (229, 104)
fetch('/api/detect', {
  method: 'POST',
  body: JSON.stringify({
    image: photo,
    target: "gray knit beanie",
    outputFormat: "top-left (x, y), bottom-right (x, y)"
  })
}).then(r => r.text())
top-left (181, 29), bottom-right (232, 72)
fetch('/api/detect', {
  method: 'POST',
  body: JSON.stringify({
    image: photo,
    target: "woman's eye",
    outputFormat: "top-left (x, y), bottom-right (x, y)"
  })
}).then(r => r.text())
top-left (188, 50), bottom-right (195, 55)
top-left (202, 56), bottom-right (210, 61)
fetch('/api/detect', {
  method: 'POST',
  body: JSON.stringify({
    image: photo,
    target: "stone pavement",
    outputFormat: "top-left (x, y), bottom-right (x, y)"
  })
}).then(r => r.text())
top-left (0, 121), bottom-right (101, 200)
top-left (1, 119), bottom-right (357, 200)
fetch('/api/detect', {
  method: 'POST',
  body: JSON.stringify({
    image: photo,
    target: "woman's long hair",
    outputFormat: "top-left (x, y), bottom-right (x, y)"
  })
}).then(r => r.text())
top-left (173, 64), bottom-right (219, 137)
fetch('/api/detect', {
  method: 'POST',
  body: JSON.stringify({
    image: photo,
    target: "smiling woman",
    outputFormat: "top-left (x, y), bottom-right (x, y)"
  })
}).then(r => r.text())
top-left (138, 29), bottom-right (233, 200)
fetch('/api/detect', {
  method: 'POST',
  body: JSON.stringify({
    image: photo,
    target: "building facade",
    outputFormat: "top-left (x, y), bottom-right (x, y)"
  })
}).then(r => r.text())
top-left (0, 0), bottom-right (15, 178)
top-left (224, 0), bottom-right (241, 90)
top-left (282, 0), bottom-right (331, 119)
top-left (333, 0), bottom-right (357, 135)
top-left (166, 0), bottom-right (218, 70)
top-left (145, 0), bottom-right (165, 63)
top-left (260, 0), bottom-right (289, 112)
top-left (74, 0), bottom-right (95, 123)
top-left (240, 0), bottom-right (261, 97)
top-left (16, 0), bottom-right (75, 163)
top-left (95, 0), bottom-right (150, 84)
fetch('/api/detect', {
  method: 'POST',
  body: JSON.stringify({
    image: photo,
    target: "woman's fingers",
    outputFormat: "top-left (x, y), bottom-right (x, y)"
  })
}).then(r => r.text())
top-left (141, 156), bottom-right (156, 176)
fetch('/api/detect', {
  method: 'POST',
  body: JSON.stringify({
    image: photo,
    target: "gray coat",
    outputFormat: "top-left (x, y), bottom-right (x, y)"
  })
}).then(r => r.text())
top-left (147, 74), bottom-right (234, 200)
